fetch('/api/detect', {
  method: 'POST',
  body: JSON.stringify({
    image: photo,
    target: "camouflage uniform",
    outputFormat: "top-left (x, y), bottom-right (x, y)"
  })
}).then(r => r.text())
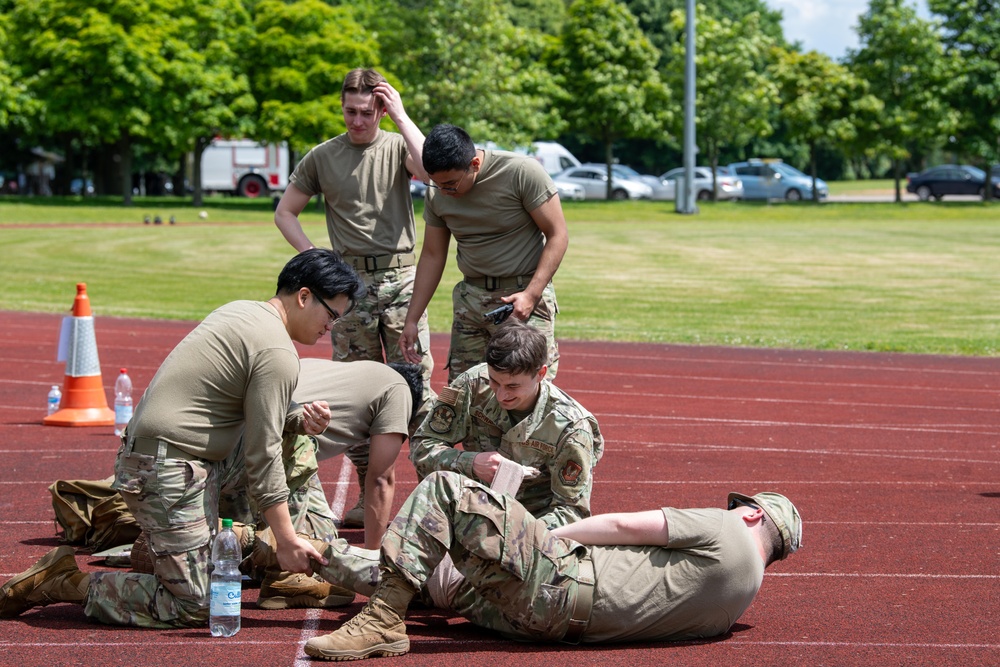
top-left (410, 363), bottom-right (603, 530)
top-left (219, 434), bottom-right (339, 544)
top-left (85, 440), bottom-right (230, 628)
top-left (333, 261), bottom-right (436, 423)
top-left (315, 471), bottom-right (592, 642)
top-left (448, 279), bottom-right (559, 383)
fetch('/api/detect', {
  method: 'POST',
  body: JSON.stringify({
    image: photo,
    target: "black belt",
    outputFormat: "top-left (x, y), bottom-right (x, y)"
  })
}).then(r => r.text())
top-left (463, 273), bottom-right (534, 291)
top-left (561, 555), bottom-right (594, 644)
top-left (342, 252), bottom-right (415, 273)
top-left (129, 436), bottom-right (201, 461)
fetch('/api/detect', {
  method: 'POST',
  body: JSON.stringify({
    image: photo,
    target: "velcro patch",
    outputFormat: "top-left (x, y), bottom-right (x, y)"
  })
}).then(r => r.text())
top-left (559, 460), bottom-right (584, 486)
top-left (472, 409), bottom-right (499, 429)
top-left (524, 439), bottom-right (556, 456)
top-left (429, 404), bottom-right (457, 433)
top-left (437, 387), bottom-right (459, 406)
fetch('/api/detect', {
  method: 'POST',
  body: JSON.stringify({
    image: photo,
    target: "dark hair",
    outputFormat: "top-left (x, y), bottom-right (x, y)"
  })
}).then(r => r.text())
top-left (341, 68), bottom-right (386, 103)
top-left (763, 519), bottom-right (783, 566)
top-left (275, 248), bottom-right (365, 313)
top-left (422, 124), bottom-right (477, 175)
top-left (484, 320), bottom-right (547, 376)
top-left (387, 362), bottom-right (424, 422)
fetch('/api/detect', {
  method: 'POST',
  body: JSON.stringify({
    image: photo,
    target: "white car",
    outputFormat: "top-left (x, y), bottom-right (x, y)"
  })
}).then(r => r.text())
top-left (659, 166), bottom-right (744, 201)
top-left (554, 179), bottom-right (586, 201)
top-left (605, 164), bottom-right (673, 200)
top-left (552, 165), bottom-right (653, 200)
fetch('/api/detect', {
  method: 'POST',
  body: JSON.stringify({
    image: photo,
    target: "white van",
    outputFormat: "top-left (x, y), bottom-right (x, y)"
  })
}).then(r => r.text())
top-left (529, 141), bottom-right (581, 175)
top-left (200, 138), bottom-right (289, 198)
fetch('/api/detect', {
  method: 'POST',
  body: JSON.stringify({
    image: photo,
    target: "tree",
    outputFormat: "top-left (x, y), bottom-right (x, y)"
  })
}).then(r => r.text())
top-left (247, 0), bottom-right (380, 155)
top-left (663, 8), bottom-right (778, 198)
top-left (553, 0), bottom-right (670, 198)
top-left (928, 0), bottom-right (1000, 200)
top-left (152, 0), bottom-right (257, 205)
top-left (359, 0), bottom-right (564, 148)
top-left (771, 48), bottom-right (879, 201)
top-left (847, 0), bottom-right (962, 202)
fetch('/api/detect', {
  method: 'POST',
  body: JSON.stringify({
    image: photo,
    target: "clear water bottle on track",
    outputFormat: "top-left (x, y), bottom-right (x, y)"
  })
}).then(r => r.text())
top-left (47, 385), bottom-right (61, 416)
top-left (113, 368), bottom-right (133, 437)
top-left (210, 518), bottom-right (242, 637)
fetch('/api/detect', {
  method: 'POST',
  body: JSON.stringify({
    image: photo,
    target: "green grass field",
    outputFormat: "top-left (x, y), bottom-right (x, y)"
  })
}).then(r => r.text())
top-left (1, 195), bottom-right (997, 356)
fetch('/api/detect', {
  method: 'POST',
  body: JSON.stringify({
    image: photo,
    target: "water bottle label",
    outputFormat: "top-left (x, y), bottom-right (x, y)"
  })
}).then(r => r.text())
top-left (210, 581), bottom-right (241, 616)
top-left (114, 404), bottom-right (133, 423)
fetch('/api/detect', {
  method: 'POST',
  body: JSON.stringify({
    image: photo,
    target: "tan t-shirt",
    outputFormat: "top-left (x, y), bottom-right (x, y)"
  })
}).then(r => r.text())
top-left (130, 300), bottom-right (299, 511)
top-left (583, 508), bottom-right (764, 643)
top-left (289, 130), bottom-right (415, 256)
top-left (423, 150), bottom-right (557, 278)
top-left (293, 358), bottom-right (412, 460)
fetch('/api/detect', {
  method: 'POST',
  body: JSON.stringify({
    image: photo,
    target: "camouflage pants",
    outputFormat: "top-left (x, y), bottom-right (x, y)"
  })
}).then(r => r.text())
top-left (219, 434), bottom-right (339, 543)
top-left (447, 280), bottom-right (559, 384)
top-left (86, 440), bottom-right (231, 628)
top-left (331, 265), bottom-right (436, 424)
top-left (380, 470), bottom-right (587, 642)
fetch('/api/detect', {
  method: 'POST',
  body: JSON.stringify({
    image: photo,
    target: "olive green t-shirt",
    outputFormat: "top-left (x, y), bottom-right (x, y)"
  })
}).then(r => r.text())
top-left (423, 150), bottom-right (557, 278)
top-left (130, 300), bottom-right (299, 511)
top-left (293, 357), bottom-right (412, 461)
top-left (289, 130), bottom-right (416, 256)
top-left (584, 508), bottom-right (764, 643)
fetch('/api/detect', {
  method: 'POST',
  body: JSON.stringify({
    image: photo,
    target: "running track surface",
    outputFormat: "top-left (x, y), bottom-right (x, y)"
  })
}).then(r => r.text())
top-left (0, 310), bottom-right (998, 667)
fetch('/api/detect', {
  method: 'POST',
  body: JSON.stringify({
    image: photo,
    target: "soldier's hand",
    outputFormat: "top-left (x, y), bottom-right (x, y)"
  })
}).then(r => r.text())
top-left (472, 451), bottom-right (505, 484)
top-left (502, 291), bottom-right (539, 322)
top-left (302, 400), bottom-right (331, 435)
top-left (276, 535), bottom-right (328, 576)
top-left (373, 82), bottom-right (405, 122)
top-left (399, 321), bottom-right (422, 364)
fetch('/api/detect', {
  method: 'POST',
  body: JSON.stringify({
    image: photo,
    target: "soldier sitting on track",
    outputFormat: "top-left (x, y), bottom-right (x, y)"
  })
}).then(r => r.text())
top-left (409, 319), bottom-right (604, 530)
top-left (249, 471), bottom-right (803, 660)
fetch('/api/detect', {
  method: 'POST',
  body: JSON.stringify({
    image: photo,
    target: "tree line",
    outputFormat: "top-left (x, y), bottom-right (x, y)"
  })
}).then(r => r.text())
top-left (0, 0), bottom-right (997, 203)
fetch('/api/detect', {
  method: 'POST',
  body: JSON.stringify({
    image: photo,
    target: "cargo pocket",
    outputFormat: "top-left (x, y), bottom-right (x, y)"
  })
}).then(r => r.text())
top-left (456, 484), bottom-right (516, 577)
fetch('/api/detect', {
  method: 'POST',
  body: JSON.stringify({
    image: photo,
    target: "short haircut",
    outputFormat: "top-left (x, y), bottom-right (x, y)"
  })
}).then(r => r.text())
top-left (387, 362), bottom-right (424, 422)
top-left (422, 124), bottom-right (477, 175)
top-left (275, 248), bottom-right (365, 313)
top-left (341, 68), bottom-right (386, 104)
top-left (763, 518), bottom-right (783, 566)
top-left (484, 320), bottom-right (547, 376)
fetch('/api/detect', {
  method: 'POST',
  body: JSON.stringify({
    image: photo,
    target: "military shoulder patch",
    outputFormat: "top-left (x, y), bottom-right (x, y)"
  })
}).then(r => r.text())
top-left (437, 386), bottom-right (459, 406)
top-left (559, 460), bottom-right (584, 486)
top-left (429, 404), bottom-right (457, 433)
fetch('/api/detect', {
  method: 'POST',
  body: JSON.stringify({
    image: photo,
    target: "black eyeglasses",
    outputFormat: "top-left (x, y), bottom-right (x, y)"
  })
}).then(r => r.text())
top-left (313, 293), bottom-right (342, 325)
top-left (428, 165), bottom-right (472, 193)
top-left (729, 497), bottom-right (765, 522)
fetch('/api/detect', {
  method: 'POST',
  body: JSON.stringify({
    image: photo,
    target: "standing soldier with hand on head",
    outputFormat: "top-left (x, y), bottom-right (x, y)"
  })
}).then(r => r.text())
top-left (274, 68), bottom-right (436, 528)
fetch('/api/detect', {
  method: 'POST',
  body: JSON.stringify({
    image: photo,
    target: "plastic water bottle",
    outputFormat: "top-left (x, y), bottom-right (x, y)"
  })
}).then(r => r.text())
top-left (113, 369), bottom-right (133, 437)
top-left (47, 385), bottom-right (62, 416)
top-left (210, 518), bottom-right (242, 637)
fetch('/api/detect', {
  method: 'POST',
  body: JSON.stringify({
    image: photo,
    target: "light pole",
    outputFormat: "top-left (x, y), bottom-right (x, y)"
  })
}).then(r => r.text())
top-left (676, 0), bottom-right (698, 215)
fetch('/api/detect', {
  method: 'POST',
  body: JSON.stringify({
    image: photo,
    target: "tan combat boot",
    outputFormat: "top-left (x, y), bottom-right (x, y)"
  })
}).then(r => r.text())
top-left (304, 570), bottom-right (415, 661)
top-left (0, 546), bottom-right (91, 618)
top-left (249, 527), bottom-right (355, 609)
top-left (258, 571), bottom-right (355, 610)
top-left (342, 464), bottom-right (367, 528)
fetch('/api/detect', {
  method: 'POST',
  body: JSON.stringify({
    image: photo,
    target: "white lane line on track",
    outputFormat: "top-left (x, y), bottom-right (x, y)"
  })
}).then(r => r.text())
top-left (291, 456), bottom-right (354, 666)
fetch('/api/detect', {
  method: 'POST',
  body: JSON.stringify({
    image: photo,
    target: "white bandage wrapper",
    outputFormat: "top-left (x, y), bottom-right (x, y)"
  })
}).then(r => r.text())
top-left (425, 458), bottom-right (536, 608)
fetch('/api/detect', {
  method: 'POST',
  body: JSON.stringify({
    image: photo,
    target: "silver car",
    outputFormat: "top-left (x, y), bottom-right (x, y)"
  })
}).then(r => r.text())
top-left (553, 179), bottom-right (586, 201)
top-left (659, 166), bottom-right (744, 201)
top-left (552, 165), bottom-right (653, 200)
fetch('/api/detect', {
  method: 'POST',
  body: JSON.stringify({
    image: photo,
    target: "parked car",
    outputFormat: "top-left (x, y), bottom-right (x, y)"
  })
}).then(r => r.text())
top-left (410, 177), bottom-right (427, 199)
top-left (906, 164), bottom-right (1000, 201)
top-left (552, 165), bottom-right (653, 200)
top-left (597, 163), bottom-right (673, 200)
top-left (69, 178), bottom-right (94, 196)
top-left (553, 179), bottom-right (586, 201)
top-left (658, 166), bottom-right (744, 201)
top-left (727, 160), bottom-right (828, 201)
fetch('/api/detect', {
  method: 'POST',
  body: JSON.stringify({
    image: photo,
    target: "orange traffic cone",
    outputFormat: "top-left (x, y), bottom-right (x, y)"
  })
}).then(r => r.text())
top-left (43, 283), bottom-right (115, 427)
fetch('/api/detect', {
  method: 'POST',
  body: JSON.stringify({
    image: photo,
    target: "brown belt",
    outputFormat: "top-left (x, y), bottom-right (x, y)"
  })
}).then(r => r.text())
top-left (341, 252), bottom-right (415, 273)
top-left (562, 555), bottom-right (594, 644)
top-left (129, 436), bottom-right (201, 461)
top-left (463, 273), bottom-right (534, 291)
